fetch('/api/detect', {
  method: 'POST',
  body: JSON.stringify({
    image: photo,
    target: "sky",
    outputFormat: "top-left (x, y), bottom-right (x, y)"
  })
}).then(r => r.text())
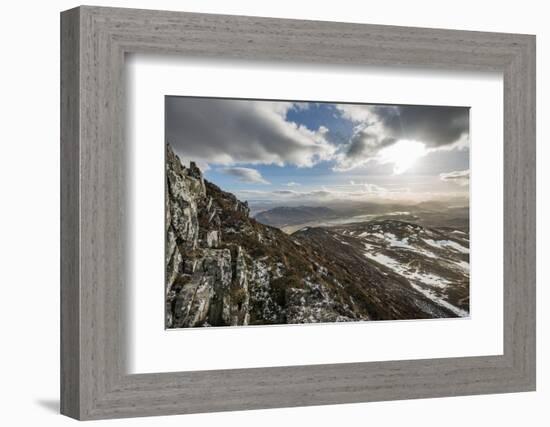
top-left (166, 96), bottom-right (470, 209)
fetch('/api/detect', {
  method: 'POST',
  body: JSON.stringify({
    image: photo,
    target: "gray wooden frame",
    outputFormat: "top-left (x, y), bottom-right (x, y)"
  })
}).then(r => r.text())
top-left (60, 5), bottom-right (536, 420)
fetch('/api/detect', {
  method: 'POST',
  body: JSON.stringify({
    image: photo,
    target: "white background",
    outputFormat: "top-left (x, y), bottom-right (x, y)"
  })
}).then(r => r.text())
top-left (0, 1), bottom-right (547, 426)
top-left (128, 57), bottom-right (503, 373)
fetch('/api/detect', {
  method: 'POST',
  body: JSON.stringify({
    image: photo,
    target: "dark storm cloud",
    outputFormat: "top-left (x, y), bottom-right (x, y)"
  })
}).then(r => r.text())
top-left (346, 131), bottom-right (396, 159)
top-left (165, 97), bottom-right (334, 167)
top-left (335, 104), bottom-right (469, 171)
top-left (369, 105), bottom-right (469, 147)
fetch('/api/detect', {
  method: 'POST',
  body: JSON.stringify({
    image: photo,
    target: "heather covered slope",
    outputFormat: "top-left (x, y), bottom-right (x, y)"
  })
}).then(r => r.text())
top-left (293, 220), bottom-right (469, 318)
top-left (165, 144), bottom-right (469, 328)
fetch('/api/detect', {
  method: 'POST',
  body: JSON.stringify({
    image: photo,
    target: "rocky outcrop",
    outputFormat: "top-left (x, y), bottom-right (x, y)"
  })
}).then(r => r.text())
top-left (165, 144), bottom-right (366, 328)
top-left (166, 145), bottom-right (237, 327)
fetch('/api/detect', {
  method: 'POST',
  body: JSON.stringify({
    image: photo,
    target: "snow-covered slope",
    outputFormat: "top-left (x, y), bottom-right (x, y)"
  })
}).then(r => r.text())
top-left (295, 220), bottom-right (470, 318)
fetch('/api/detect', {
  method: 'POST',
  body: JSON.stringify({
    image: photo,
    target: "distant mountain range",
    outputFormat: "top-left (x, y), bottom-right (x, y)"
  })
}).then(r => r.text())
top-left (254, 206), bottom-right (338, 228)
top-left (165, 144), bottom-right (470, 328)
top-left (254, 201), bottom-right (469, 232)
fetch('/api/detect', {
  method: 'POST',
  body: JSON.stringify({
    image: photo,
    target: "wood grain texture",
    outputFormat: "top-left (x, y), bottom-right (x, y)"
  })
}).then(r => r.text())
top-left (60, 7), bottom-right (80, 419)
top-left (60, 6), bottom-right (536, 420)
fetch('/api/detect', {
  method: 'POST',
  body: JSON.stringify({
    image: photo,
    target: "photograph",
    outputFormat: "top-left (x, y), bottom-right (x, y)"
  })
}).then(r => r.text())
top-left (165, 97), bottom-right (470, 328)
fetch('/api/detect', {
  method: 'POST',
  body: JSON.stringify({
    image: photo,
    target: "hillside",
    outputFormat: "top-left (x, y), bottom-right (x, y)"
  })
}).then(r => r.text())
top-left (165, 144), bottom-right (469, 328)
top-left (293, 221), bottom-right (469, 317)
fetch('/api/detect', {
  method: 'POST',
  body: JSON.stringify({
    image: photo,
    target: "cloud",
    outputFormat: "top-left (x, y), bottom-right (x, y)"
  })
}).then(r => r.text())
top-left (238, 183), bottom-right (391, 204)
top-left (349, 180), bottom-right (388, 194)
top-left (273, 190), bottom-right (299, 195)
top-left (286, 182), bottom-right (301, 187)
top-left (166, 97), bottom-right (335, 167)
top-left (335, 104), bottom-right (469, 171)
top-left (338, 104), bottom-right (469, 147)
top-left (238, 184), bottom-right (467, 207)
top-left (347, 130), bottom-right (395, 158)
top-left (410, 146), bottom-right (469, 175)
top-left (166, 97), bottom-right (468, 177)
top-left (363, 183), bottom-right (388, 193)
top-left (221, 167), bottom-right (270, 184)
top-left (439, 170), bottom-right (470, 186)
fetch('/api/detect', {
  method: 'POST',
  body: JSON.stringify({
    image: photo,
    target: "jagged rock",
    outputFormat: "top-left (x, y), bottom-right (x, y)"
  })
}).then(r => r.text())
top-left (206, 230), bottom-right (219, 248)
top-left (172, 277), bottom-right (212, 327)
top-left (164, 144), bottom-right (254, 327)
top-left (285, 280), bottom-right (359, 324)
top-left (183, 259), bottom-right (197, 274)
top-left (189, 161), bottom-right (206, 193)
top-left (203, 249), bottom-right (233, 325)
top-left (169, 249), bottom-right (233, 328)
top-left (230, 246), bottom-right (250, 325)
top-left (165, 225), bottom-right (179, 293)
top-left (165, 145), bottom-right (203, 251)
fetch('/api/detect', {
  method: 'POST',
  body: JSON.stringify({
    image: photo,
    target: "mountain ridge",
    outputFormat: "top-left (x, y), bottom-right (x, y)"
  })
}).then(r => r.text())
top-left (165, 144), bottom-right (469, 328)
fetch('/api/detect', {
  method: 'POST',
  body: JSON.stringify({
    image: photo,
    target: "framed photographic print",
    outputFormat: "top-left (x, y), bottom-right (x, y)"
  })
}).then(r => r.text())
top-left (61, 6), bottom-right (536, 420)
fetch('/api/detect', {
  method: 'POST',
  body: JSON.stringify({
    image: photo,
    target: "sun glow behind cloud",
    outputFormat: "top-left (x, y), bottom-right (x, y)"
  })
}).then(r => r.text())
top-left (167, 97), bottom-right (469, 206)
top-left (378, 140), bottom-right (427, 174)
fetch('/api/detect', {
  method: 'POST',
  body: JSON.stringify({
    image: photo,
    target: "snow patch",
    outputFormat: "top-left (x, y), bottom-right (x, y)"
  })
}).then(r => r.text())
top-left (363, 249), bottom-right (467, 317)
top-left (423, 239), bottom-right (469, 254)
top-left (450, 260), bottom-right (470, 274)
top-left (408, 282), bottom-right (469, 317)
